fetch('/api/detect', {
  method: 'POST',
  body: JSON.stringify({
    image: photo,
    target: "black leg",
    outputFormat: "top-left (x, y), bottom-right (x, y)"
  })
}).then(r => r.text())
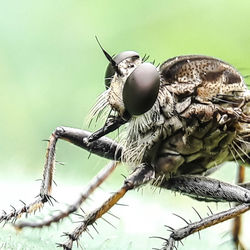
top-left (55, 126), bottom-right (121, 160)
top-left (0, 126), bottom-right (121, 223)
top-left (239, 182), bottom-right (250, 190)
top-left (157, 175), bottom-right (250, 249)
top-left (161, 203), bottom-right (250, 250)
top-left (160, 175), bottom-right (250, 203)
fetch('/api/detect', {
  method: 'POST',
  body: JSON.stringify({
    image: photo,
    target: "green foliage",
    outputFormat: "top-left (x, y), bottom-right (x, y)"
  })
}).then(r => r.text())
top-left (0, 0), bottom-right (250, 249)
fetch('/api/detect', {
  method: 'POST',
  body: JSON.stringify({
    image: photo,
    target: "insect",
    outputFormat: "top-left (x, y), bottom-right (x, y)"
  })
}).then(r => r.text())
top-left (1, 40), bottom-right (250, 250)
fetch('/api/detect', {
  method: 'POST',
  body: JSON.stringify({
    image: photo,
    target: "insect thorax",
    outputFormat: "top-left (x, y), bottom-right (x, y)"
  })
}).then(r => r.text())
top-left (91, 54), bottom-right (250, 179)
top-left (120, 57), bottom-right (250, 178)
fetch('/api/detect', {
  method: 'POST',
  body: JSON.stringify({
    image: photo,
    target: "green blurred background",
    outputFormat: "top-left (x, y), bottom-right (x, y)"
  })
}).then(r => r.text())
top-left (0, 0), bottom-right (250, 249)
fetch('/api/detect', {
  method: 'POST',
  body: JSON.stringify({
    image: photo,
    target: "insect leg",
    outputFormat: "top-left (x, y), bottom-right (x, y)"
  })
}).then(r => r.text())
top-left (53, 126), bottom-right (121, 160)
top-left (160, 175), bottom-right (250, 203)
top-left (158, 175), bottom-right (250, 249)
top-left (232, 165), bottom-right (246, 250)
top-left (161, 203), bottom-right (250, 250)
top-left (15, 161), bottom-right (118, 229)
top-left (57, 163), bottom-right (155, 250)
top-left (39, 126), bottom-right (121, 200)
top-left (239, 182), bottom-right (250, 190)
top-left (0, 126), bottom-right (121, 223)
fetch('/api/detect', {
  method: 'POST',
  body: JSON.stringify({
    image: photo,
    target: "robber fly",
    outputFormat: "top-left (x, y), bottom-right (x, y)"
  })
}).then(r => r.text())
top-left (1, 40), bottom-right (250, 250)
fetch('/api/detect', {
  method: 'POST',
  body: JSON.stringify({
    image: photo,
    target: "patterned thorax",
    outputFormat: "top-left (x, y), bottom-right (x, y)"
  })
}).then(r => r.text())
top-left (160, 55), bottom-right (246, 101)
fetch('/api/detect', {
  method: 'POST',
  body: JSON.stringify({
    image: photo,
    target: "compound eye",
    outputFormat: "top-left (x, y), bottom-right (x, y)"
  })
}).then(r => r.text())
top-left (104, 51), bottom-right (139, 89)
top-left (122, 63), bottom-right (160, 116)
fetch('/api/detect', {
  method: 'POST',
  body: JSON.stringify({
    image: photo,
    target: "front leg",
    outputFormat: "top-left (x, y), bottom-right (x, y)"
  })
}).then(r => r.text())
top-left (0, 126), bottom-right (121, 223)
top-left (54, 126), bottom-right (121, 160)
top-left (15, 161), bottom-right (119, 229)
top-left (40, 126), bottom-right (121, 198)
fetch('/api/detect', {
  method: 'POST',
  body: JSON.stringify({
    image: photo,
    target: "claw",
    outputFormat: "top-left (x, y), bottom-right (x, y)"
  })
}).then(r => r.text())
top-left (56, 242), bottom-right (72, 250)
top-left (61, 232), bottom-right (76, 241)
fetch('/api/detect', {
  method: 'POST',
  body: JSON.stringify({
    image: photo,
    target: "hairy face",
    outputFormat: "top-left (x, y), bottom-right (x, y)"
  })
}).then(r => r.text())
top-left (88, 50), bottom-right (163, 165)
top-left (107, 56), bottom-right (143, 117)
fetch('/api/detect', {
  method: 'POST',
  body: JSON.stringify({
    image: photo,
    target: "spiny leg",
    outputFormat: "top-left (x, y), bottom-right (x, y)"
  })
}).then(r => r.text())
top-left (232, 165), bottom-right (246, 250)
top-left (0, 126), bottom-right (121, 224)
top-left (160, 175), bottom-right (250, 203)
top-left (0, 133), bottom-right (58, 224)
top-left (15, 161), bottom-right (118, 229)
top-left (157, 175), bottom-right (250, 249)
top-left (161, 204), bottom-right (250, 250)
top-left (58, 163), bottom-right (155, 250)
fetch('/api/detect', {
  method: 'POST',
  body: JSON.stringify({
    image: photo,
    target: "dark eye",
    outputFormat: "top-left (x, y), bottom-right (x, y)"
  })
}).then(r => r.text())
top-left (104, 51), bottom-right (139, 89)
top-left (122, 63), bottom-right (160, 116)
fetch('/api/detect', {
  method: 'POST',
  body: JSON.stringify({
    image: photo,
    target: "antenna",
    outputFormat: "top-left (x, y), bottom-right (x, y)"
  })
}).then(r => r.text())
top-left (95, 36), bottom-right (121, 75)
